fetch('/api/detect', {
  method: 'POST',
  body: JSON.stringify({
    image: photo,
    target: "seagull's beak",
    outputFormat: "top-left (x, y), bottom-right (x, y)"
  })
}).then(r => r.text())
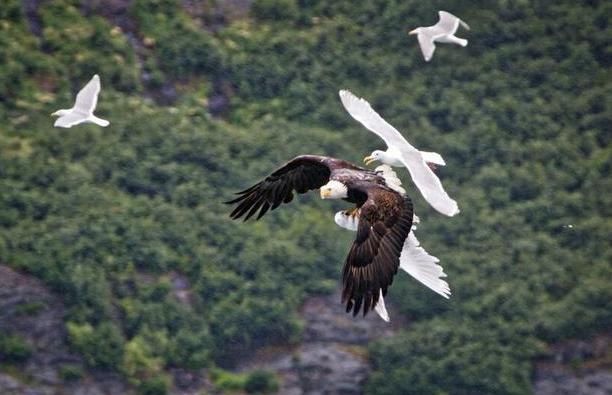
top-left (363, 155), bottom-right (376, 166)
top-left (320, 189), bottom-right (331, 199)
top-left (408, 29), bottom-right (418, 35)
top-left (50, 111), bottom-right (58, 117)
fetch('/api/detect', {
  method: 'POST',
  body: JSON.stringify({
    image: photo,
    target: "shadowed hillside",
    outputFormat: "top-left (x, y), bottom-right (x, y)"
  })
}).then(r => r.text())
top-left (0, 0), bottom-right (610, 394)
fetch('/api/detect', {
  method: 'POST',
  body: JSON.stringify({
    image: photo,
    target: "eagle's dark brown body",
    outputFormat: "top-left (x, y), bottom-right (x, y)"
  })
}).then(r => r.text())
top-left (227, 155), bottom-right (413, 317)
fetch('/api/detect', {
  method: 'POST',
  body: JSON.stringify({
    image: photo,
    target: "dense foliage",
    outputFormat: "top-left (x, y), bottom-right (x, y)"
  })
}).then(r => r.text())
top-left (0, 0), bottom-right (610, 393)
top-left (0, 333), bottom-right (33, 363)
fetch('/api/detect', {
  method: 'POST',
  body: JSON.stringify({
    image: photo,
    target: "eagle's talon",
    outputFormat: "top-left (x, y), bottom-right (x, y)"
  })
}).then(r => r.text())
top-left (344, 208), bottom-right (359, 218)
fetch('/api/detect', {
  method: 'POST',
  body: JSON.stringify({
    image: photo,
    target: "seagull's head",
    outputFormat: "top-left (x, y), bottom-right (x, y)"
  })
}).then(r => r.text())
top-left (408, 27), bottom-right (421, 35)
top-left (320, 180), bottom-right (348, 200)
top-left (364, 150), bottom-right (385, 166)
top-left (51, 109), bottom-right (70, 117)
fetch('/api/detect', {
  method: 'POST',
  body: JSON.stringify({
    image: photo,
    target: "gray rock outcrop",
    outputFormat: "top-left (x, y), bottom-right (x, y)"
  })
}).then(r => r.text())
top-left (0, 265), bottom-right (128, 395)
top-left (234, 291), bottom-right (403, 395)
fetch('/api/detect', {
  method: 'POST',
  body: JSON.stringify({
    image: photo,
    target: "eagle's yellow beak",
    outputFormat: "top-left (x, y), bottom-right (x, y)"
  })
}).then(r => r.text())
top-left (320, 189), bottom-right (331, 199)
top-left (363, 155), bottom-right (376, 166)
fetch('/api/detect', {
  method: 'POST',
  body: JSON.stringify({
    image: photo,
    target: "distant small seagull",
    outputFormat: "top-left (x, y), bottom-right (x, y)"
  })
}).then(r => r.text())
top-left (409, 11), bottom-right (470, 62)
top-left (339, 90), bottom-right (459, 217)
top-left (52, 74), bottom-right (109, 128)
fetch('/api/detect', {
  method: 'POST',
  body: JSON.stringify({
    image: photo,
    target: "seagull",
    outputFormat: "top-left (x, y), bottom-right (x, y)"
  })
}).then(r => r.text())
top-left (52, 74), bottom-right (109, 128)
top-left (339, 89), bottom-right (459, 217)
top-left (408, 11), bottom-right (470, 62)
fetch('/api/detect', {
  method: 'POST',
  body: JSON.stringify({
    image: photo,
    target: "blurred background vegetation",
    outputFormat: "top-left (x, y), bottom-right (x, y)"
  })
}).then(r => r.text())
top-left (0, 0), bottom-right (610, 394)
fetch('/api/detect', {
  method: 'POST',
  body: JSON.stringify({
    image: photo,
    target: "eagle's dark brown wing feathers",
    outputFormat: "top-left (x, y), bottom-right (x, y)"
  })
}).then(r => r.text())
top-left (226, 156), bottom-right (331, 221)
top-left (342, 192), bottom-right (413, 317)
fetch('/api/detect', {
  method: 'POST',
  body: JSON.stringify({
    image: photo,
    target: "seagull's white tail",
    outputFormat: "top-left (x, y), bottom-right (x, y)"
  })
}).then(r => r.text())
top-left (420, 151), bottom-right (446, 166)
top-left (455, 38), bottom-right (468, 47)
top-left (400, 233), bottom-right (451, 299)
top-left (375, 165), bottom-right (406, 195)
top-left (374, 290), bottom-right (389, 322)
top-left (89, 115), bottom-right (110, 127)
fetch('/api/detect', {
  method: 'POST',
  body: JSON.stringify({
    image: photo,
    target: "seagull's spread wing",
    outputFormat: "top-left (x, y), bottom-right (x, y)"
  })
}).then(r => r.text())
top-left (397, 149), bottom-right (459, 216)
top-left (339, 90), bottom-right (459, 216)
top-left (342, 187), bottom-right (413, 317)
top-left (53, 111), bottom-right (88, 128)
top-left (226, 155), bottom-right (332, 221)
top-left (437, 11), bottom-right (469, 32)
top-left (417, 31), bottom-right (437, 61)
top-left (400, 232), bottom-right (451, 298)
top-left (436, 11), bottom-right (461, 34)
top-left (74, 74), bottom-right (101, 115)
top-left (420, 151), bottom-right (446, 166)
top-left (374, 164), bottom-right (406, 195)
top-left (340, 90), bottom-right (409, 149)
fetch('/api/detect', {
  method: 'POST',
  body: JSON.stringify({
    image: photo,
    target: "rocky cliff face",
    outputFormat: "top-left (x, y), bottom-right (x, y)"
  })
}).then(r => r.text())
top-left (234, 292), bottom-right (404, 395)
top-left (533, 334), bottom-right (612, 395)
top-left (1, 264), bottom-right (610, 395)
top-left (0, 264), bottom-right (399, 395)
top-left (0, 265), bottom-right (128, 395)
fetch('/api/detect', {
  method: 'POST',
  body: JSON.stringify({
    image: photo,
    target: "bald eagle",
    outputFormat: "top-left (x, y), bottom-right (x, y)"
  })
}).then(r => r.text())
top-left (226, 155), bottom-right (413, 318)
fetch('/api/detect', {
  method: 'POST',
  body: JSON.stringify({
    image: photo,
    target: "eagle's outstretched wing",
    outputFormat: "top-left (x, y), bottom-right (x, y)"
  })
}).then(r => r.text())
top-left (226, 155), bottom-right (332, 221)
top-left (342, 186), bottom-right (413, 317)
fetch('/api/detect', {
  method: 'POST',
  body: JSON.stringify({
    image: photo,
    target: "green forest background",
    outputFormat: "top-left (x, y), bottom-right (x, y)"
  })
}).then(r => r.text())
top-left (0, 0), bottom-right (610, 394)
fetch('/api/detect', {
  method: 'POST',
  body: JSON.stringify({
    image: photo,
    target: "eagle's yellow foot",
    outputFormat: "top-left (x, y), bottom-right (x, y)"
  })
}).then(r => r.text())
top-left (344, 208), bottom-right (359, 218)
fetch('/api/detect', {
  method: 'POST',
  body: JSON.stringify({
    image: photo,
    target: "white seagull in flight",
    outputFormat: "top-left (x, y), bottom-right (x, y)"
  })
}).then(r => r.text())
top-left (409, 11), bottom-right (470, 62)
top-left (52, 74), bottom-right (109, 128)
top-left (339, 90), bottom-right (459, 217)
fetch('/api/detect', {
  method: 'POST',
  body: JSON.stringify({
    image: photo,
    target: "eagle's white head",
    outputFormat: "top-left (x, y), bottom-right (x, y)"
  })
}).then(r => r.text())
top-left (320, 180), bottom-right (348, 199)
